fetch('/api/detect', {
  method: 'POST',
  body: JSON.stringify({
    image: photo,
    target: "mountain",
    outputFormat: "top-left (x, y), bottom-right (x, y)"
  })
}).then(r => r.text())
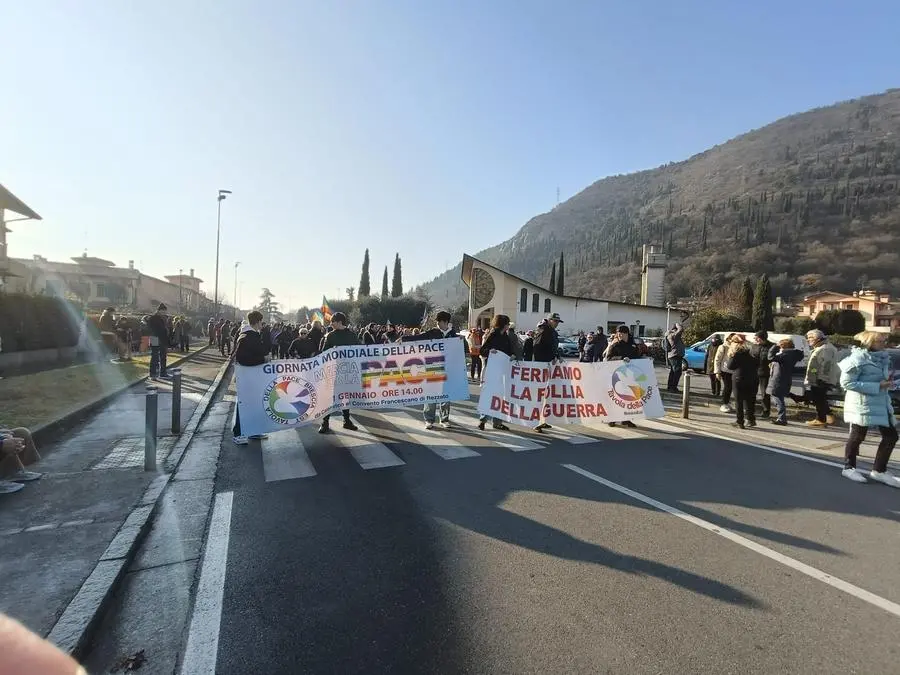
top-left (421, 89), bottom-right (900, 309)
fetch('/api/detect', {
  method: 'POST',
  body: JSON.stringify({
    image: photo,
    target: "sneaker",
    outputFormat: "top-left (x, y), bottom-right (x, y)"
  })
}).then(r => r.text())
top-left (747, 421), bottom-right (757, 428)
top-left (869, 471), bottom-right (900, 488)
top-left (622, 421), bottom-right (638, 428)
top-left (806, 419), bottom-right (827, 428)
top-left (771, 419), bottom-right (788, 426)
top-left (0, 480), bottom-right (24, 494)
top-left (842, 467), bottom-right (868, 483)
top-left (492, 423), bottom-right (510, 431)
top-left (477, 421), bottom-right (486, 431)
top-left (439, 421), bottom-right (452, 429)
top-left (232, 435), bottom-right (249, 445)
top-left (759, 412), bottom-right (771, 420)
top-left (343, 421), bottom-right (358, 431)
top-left (248, 434), bottom-right (268, 440)
top-left (719, 404), bottom-right (732, 413)
top-left (826, 414), bottom-right (837, 425)
top-left (424, 422), bottom-right (435, 430)
top-left (318, 424), bottom-right (330, 434)
top-left (9, 470), bottom-right (42, 482)
top-left (731, 422), bottom-right (745, 430)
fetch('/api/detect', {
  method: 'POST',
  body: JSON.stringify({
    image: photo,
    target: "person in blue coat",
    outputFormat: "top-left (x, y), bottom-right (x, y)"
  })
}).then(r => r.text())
top-left (838, 331), bottom-right (899, 486)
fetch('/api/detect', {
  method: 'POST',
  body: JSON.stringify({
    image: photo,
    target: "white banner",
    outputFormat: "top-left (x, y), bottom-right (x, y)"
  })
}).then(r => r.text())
top-left (236, 338), bottom-right (469, 436)
top-left (476, 354), bottom-right (665, 426)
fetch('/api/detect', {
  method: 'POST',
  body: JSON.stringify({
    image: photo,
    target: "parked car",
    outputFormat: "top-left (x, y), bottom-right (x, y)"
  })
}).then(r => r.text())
top-left (558, 338), bottom-right (580, 358)
top-left (683, 332), bottom-right (811, 372)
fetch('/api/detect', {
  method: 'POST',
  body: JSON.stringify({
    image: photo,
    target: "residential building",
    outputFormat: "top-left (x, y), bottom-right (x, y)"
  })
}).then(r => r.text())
top-left (796, 289), bottom-right (900, 333)
top-left (11, 253), bottom-right (208, 314)
top-left (461, 254), bottom-right (671, 336)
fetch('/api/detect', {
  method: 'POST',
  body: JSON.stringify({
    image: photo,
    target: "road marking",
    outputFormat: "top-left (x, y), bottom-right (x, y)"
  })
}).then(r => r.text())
top-left (535, 424), bottom-right (601, 445)
top-left (633, 418), bottom-right (686, 435)
top-left (180, 490), bottom-right (233, 675)
top-left (562, 463), bottom-right (900, 619)
top-left (328, 419), bottom-right (406, 469)
top-left (581, 420), bottom-right (647, 440)
top-left (449, 407), bottom-right (546, 451)
top-left (381, 411), bottom-right (481, 459)
top-left (261, 430), bottom-right (317, 482)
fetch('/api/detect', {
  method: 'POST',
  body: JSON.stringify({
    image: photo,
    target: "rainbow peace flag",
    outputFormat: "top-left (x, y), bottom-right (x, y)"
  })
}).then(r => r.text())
top-left (321, 296), bottom-right (333, 321)
top-left (311, 310), bottom-right (325, 324)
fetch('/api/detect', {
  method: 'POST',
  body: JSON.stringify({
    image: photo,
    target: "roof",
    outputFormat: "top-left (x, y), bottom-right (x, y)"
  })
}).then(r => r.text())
top-left (801, 290), bottom-right (855, 301)
top-left (460, 254), bottom-right (669, 311)
top-left (0, 184), bottom-right (41, 220)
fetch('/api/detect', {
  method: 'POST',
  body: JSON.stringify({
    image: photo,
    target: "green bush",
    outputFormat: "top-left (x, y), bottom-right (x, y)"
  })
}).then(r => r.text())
top-left (815, 308), bottom-right (865, 335)
top-left (0, 293), bottom-right (82, 352)
top-left (684, 308), bottom-right (747, 345)
top-left (776, 317), bottom-right (815, 334)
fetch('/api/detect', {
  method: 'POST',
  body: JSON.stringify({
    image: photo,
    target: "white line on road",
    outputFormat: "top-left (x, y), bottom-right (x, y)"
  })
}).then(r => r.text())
top-left (661, 420), bottom-right (844, 468)
top-left (382, 411), bottom-right (482, 459)
top-left (562, 463), bottom-right (900, 619)
top-left (449, 407), bottom-right (547, 451)
top-left (329, 419), bottom-right (407, 469)
top-left (180, 490), bottom-right (233, 675)
top-left (262, 430), bottom-right (317, 482)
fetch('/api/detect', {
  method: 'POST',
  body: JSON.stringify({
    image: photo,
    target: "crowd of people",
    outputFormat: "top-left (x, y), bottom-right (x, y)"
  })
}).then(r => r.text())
top-left (96, 305), bottom-right (193, 364)
top-left (698, 328), bottom-right (899, 486)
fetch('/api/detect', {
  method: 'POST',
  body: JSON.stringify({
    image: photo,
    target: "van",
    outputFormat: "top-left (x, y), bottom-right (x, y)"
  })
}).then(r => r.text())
top-left (682, 332), bottom-right (811, 372)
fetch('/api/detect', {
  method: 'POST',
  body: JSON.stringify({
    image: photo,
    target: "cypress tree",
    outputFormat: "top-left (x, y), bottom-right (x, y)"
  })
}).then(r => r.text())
top-left (358, 249), bottom-right (371, 298)
top-left (739, 277), bottom-right (754, 327)
top-left (549, 262), bottom-right (557, 294)
top-left (381, 266), bottom-right (389, 298)
top-left (557, 252), bottom-right (565, 296)
top-left (391, 253), bottom-right (403, 297)
top-left (752, 274), bottom-right (775, 331)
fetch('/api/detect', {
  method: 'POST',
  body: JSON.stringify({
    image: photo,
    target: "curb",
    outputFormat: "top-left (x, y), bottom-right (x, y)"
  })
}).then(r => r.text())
top-left (45, 355), bottom-right (234, 658)
top-left (31, 345), bottom-right (213, 449)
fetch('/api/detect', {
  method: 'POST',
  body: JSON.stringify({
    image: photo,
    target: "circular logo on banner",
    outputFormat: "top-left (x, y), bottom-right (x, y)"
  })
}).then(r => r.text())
top-left (610, 364), bottom-right (650, 404)
top-left (264, 376), bottom-right (318, 425)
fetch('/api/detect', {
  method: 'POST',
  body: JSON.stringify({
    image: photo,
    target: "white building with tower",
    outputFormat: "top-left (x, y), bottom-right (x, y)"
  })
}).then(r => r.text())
top-left (461, 253), bottom-right (671, 336)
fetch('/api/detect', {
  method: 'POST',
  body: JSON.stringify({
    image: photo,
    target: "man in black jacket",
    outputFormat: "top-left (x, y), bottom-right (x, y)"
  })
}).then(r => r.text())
top-left (401, 310), bottom-right (462, 429)
top-left (750, 330), bottom-right (774, 419)
top-left (232, 311), bottom-right (269, 445)
top-left (308, 321), bottom-right (325, 355)
top-left (532, 313), bottom-right (563, 430)
top-left (146, 303), bottom-right (170, 379)
top-left (289, 328), bottom-right (316, 359)
top-left (318, 313), bottom-right (359, 434)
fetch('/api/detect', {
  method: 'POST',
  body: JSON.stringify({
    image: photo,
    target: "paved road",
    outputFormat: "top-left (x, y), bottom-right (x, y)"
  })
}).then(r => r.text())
top-left (162, 382), bottom-right (900, 675)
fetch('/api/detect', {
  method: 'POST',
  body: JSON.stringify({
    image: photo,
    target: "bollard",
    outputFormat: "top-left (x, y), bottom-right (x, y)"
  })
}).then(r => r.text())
top-left (171, 368), bottom-right (182, 434)
top-left (681, 371), bottom-right (691, 419)
top-left (145, 385), bottom-right (158, 471)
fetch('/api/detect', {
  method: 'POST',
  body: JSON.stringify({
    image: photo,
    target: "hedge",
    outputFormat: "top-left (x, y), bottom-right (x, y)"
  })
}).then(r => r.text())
top-left (0, 293), bottom-right (82, 353)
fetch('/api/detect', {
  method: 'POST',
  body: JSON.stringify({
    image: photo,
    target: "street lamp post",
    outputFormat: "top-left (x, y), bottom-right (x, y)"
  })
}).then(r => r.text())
top-left (178, 268), bottom-right (183, 314)
top-left (233, 261), bottom-right (240, 319)
top-left (214, 189), bottom-right (232, 318)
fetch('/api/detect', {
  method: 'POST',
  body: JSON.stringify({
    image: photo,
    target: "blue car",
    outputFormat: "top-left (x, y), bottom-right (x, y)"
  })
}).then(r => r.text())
top-left (683, 340), bottom-right (713, 372)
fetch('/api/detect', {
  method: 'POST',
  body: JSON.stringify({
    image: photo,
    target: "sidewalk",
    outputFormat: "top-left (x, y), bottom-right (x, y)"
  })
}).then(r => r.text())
top-left (660, 385), bottom-right (897, 470)
top-left (0, 349), bottom-right (230, 646)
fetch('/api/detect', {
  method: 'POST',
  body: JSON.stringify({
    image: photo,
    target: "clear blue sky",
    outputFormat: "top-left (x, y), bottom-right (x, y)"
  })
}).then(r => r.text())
top-left (4, 0), bottom-right (899, 313)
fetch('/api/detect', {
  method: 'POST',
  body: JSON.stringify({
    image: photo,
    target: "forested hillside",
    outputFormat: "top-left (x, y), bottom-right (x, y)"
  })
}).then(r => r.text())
top-left (422, 89), bottom-right (900, 307)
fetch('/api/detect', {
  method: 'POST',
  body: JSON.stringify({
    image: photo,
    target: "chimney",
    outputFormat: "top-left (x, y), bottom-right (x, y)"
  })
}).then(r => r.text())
top-left (128, 260), bottom-right (134, 269)
top-left (189, 268), bottom-right (194, 278)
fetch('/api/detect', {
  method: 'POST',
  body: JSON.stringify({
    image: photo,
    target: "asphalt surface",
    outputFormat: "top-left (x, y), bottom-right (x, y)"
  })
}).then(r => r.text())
top-left (184, 381), bottom-right (900, 675)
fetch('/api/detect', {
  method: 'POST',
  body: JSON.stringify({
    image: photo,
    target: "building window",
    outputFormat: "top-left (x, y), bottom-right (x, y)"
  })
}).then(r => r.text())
top-left (532, 293), bottom-right (539, 313)
top-left (520, 288), bottom-right (528, 313)
top-left (544, 298), bottom-right (551, 313)
top-left (95, 282), bottom-right (107, 299)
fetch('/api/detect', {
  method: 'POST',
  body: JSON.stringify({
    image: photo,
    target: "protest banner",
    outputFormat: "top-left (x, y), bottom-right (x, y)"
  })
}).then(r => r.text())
top-left (236, 338), bottom-right (469, 436)
top-left (476, 353), bottom-right (665, 427)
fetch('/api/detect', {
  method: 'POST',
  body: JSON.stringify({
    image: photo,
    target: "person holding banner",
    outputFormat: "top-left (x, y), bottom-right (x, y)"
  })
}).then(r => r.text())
top-left (232, 311), bottom-right (269, 445)
top-left (603, 325), bottom-right (641, 428)
top-left (318, 312), bottom-right (360, 434)
top-left (402, 310), bottom-right (461, 429)
top-left (477, 315), bottom-right (513, 431)
top-left (531, 313), bottom-right (564, 431)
